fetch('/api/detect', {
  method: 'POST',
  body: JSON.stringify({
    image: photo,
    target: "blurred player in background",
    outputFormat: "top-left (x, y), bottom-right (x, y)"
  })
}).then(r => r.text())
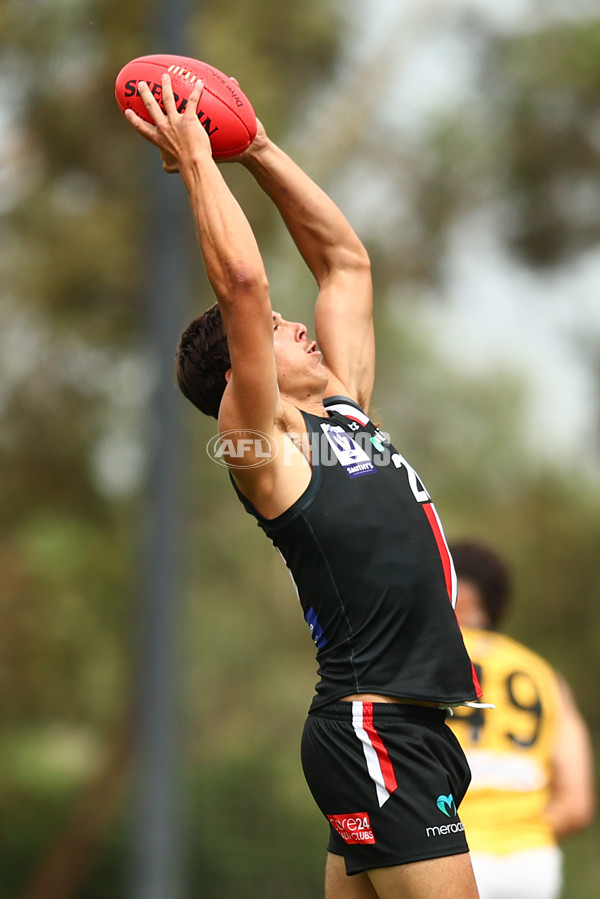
top-left (448, 539), bottom-right (596, 899)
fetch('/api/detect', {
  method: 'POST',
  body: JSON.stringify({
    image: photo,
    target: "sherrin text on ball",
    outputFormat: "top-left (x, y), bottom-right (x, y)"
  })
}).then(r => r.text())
top-left (115, 54), bottom-right (257, 159)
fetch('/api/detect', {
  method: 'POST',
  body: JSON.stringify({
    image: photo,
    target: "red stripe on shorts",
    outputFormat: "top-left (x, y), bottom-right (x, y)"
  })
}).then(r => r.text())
top-left (362, 703), bottom-right (398, 794)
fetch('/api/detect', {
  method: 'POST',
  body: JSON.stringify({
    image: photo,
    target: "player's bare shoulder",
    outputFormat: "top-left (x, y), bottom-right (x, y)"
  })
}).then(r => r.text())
top-left (220, 398), bottom-right (312, 519)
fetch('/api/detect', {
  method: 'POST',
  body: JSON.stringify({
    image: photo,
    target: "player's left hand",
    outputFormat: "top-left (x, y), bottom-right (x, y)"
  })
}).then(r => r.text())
top-left (223, 117), bottom-right (268, 166)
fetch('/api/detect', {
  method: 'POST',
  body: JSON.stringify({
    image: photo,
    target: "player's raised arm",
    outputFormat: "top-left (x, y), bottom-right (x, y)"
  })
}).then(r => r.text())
top-left (239, 129), bottom-right (375, 411)
top-left (124, 76), bottom-right (280, 438)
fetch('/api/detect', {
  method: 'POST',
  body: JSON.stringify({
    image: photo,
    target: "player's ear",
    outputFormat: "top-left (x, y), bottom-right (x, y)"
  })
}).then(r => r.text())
top-left (224, 368), bottom-right (232, 382)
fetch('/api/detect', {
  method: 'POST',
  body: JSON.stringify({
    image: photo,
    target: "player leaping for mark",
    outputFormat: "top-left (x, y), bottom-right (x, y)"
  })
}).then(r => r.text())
top-left (125, 73), bottom-right (482, 899)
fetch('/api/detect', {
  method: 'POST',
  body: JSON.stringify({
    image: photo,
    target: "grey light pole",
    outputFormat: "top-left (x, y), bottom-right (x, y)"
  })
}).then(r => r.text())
top-left (131, 2), bottom-right (193, 896)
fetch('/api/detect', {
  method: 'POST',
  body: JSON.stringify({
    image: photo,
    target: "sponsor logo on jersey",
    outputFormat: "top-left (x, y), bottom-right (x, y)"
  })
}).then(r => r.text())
top-left (327, 813), bottom-right (376, 845)
top-left (320, 423), bottom-right (377, 478)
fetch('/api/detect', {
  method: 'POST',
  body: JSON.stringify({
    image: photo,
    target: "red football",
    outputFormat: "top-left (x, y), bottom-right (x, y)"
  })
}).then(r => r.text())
top-left (115, 54), bottom-right (257, 160)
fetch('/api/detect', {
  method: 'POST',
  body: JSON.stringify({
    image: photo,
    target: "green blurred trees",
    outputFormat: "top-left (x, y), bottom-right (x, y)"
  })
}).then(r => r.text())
top-left (1, 1), bottom-right (599, 897)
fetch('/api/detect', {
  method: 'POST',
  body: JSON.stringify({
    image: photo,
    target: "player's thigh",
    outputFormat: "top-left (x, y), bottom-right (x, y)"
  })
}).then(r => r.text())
top-left (366, 852), bottom-right (480, 899)
top-left (326, 852), bottom-right (379, 899)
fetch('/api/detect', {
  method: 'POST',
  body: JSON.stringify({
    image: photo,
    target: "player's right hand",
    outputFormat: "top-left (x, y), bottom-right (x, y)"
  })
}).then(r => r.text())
top-left (124, 75), bottom-right (212, 169)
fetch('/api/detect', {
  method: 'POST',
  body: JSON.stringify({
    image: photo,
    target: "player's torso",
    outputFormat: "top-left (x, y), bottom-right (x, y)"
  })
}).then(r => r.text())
top-left (233, 397), bottom-right (478, 709)
top-left (449, 629), bottom-right (561, 853)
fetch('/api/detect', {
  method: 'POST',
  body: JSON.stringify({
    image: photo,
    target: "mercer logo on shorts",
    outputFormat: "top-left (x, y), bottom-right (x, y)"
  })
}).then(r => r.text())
top-left (436, 793), bottom-right (457, 817)
top-left (425, 793), bottom-right (465, 838)
top-left (327, 813), bottom-right (376, 845)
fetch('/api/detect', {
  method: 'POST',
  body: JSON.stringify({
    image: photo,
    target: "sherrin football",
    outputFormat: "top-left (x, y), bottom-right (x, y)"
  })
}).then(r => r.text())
top-left (115, 54), bottom-right (257, 160)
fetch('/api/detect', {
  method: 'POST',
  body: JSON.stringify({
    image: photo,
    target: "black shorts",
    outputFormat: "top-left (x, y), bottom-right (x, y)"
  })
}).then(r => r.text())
top-left (301, 701), bottom-right (471, 875)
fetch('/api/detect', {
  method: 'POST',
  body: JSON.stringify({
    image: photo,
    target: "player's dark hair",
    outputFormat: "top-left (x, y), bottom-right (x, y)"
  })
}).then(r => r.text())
top-left (175, 303), bottom-right (230, 419)
top-left (449, 540), bottom-right (512, 629)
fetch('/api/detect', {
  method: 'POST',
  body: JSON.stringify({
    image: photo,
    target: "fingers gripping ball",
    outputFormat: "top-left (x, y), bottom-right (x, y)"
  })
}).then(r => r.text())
top-left (115, 54), bottom-right (257, 159)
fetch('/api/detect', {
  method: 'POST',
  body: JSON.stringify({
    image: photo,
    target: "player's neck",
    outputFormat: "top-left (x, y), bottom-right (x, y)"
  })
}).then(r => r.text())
top-left (281, 389), bottom-right (327, 418)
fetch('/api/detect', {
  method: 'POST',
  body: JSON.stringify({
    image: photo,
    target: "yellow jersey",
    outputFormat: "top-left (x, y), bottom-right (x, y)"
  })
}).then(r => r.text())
top-left (449, 627), bottom-right (561, 855)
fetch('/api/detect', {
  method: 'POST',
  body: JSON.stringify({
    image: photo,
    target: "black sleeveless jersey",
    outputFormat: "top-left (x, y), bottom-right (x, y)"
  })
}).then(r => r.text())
top-left (232, 396), bottom-right (481, 711)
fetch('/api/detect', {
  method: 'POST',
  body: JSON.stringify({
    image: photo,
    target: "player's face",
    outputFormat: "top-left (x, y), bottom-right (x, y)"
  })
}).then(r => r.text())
top-left (271, 311), bottom-right (327, 394)
top-left (455, 579), bottom-right (490, 630)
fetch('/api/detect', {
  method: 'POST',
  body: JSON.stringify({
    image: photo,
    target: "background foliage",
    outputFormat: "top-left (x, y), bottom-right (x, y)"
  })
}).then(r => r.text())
top-left (1, 0), bottom-right (598, 896)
